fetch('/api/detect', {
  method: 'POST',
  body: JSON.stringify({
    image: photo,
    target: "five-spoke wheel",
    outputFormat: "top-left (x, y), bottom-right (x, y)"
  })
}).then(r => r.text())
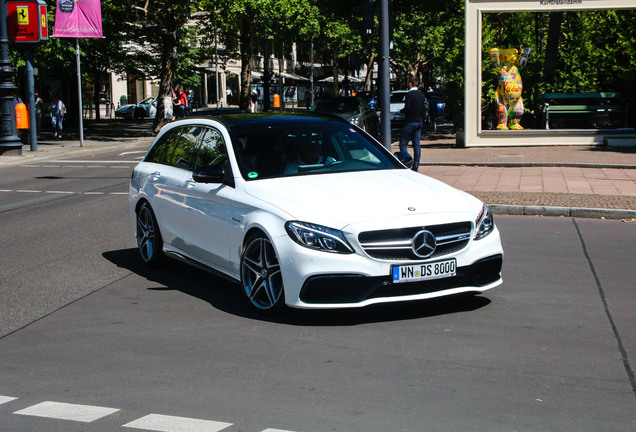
top-left (240, 233), bottom-right (285, 311)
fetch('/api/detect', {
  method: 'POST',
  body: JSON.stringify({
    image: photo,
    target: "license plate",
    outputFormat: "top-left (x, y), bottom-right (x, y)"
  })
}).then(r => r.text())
top-left (392, 258), bottom-right (457, 283)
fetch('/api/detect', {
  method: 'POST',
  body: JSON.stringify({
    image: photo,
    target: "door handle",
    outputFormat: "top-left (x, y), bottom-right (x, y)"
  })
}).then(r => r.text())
top-left (150, 171), bottom-right (161, 181)
top-left (185, 179), bottom-right (197, 188)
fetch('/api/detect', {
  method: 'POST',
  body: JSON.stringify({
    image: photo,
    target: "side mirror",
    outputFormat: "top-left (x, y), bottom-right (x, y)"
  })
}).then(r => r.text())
top-left (192, 165), bottom-right (226, 184)
top-left (394, 151), bottom-right (414, 169)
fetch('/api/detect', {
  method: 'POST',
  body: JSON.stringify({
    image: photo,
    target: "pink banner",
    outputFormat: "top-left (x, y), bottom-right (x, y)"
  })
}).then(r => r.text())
top-left (53, 0), bottom-right (103, 38)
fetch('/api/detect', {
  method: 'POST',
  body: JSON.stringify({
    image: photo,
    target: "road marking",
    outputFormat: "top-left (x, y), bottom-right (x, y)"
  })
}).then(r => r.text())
top-left (0, 395), bottom-right (18, 405)
top-left (262, 429), bottom-right (297, 432)
top-left (14, 401), bottom-right (120, 423)
top-left (123, 413), bottom-right (233, 432)
top-left (1, 190), bottom-right (126, 195)
top-left (47, 160), bottom-right (138, 164)
top-left (119, 150), bottom-right (147, 156)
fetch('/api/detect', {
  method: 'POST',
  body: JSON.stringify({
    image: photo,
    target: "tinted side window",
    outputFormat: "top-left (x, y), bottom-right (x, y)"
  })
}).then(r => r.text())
top-left (144, 126), bottom-right (203, 169)
top-left (195, 128), bottom-right (228, 170)
top-left (145, 128), bottom-right (181, 165)
top-left (174, 126), bottom-right (206, 169)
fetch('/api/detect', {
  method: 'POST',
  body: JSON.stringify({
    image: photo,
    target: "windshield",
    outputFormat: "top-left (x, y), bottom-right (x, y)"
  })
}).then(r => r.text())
top-left (312, 99), bottom-right (360, 115)
top-left (230, 118), bottom-right (404, 180)
top-left (389, 92), bottom-right (407, 103)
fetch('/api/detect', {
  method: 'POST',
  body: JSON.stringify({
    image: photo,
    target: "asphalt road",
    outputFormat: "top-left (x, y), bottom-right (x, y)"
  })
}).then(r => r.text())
top-left (1, 147), bottom-right (635, 432)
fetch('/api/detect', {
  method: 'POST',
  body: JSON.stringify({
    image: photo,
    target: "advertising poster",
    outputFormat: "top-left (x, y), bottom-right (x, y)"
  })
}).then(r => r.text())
top-left (53, 0), bottom-right (103, 38)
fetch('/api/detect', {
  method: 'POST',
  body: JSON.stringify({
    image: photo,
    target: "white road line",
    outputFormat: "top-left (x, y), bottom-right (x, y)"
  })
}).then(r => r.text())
top-left (0, 395), bottom-right (18, 405)
top-left (123, 413), bottom-right (232, 432)
top-left (261, 429), bottom-right (297, 432)
top-left (119, 150), bottom-right (147, 156)
top-left (14, 401), bottom-right (120, 423)
top-left (1, 190), bottom-right (127, 195)
top-left (48, 160), bottom-right (138, 164)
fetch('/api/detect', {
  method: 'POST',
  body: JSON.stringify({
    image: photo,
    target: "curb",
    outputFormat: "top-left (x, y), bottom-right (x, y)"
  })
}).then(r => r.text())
top-left (491, 204), bottom-right (636, 220)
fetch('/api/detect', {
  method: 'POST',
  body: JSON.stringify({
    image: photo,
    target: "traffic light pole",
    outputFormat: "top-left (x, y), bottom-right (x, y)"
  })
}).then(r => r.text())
top-left (379, 0), bottom-right (391, 149)
top-left (0, 0), bottom-right (22, 155)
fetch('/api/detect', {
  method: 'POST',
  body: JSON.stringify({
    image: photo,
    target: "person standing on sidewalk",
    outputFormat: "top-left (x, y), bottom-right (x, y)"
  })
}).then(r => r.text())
top-left (398, 76), bottom-right (426, 171)
top-left (50, 94), bottom-right (66, 140)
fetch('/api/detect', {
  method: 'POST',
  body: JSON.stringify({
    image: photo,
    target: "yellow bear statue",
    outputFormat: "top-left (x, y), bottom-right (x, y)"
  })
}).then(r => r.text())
top-left (489, 47), bottom-right (534, 130)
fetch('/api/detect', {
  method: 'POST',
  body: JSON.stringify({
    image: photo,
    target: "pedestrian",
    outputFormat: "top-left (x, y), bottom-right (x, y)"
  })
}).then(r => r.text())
top-left (179, 88), bottom-right (188, 117)
top-left (398, 76), bottom-right (427, 171)
top-left (226, 86), bottom-right (232, 105)
top-left (251, 89), bottom-right (258, 113)
top-left (187, 90), bottom-right (194, 115)
top-left (34, 92), bottom-right (43, 139)
top-left (49, 94), bottom-right (66, 140)
top-left (12, 90), bottom-right (22, 107)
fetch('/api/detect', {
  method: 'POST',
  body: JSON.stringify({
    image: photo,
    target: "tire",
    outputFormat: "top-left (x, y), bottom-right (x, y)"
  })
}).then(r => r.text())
top-left (136, 202), bottom-right (163, 265)
top-left (240, 232), bottom-right (285, 311)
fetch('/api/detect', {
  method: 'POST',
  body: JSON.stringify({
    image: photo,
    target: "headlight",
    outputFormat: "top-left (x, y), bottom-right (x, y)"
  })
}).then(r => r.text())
top-left (285, 221), bottom-right (354, 254)
top-left (474, 205), bottom-right (494, 240)
top-left (348, 115), bottom-right (361, 126)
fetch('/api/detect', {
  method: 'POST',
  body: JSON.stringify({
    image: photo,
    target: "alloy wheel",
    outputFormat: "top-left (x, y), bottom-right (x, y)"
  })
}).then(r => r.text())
top-left (241, 235), bottom-right (284, 310)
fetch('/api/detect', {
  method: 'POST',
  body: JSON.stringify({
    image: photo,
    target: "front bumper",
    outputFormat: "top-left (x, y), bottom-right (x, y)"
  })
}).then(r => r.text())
top-left (299, 254), bottom-right (502, 305)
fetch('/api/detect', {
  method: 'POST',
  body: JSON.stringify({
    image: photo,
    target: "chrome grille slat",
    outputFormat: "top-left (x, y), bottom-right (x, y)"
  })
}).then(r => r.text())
top-left (358, 222), bottom-right (472, 261)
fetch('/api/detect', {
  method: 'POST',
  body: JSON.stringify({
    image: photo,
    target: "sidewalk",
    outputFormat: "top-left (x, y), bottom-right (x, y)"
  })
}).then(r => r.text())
top-left (2, 117), bottom-right (636, 220)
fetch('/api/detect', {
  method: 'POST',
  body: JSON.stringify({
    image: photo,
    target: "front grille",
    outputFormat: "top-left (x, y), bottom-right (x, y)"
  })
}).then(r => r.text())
top-left (358, 222), bottom-right (472, 261)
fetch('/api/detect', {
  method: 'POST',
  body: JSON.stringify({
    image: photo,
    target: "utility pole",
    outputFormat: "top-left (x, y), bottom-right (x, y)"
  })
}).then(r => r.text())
top-left (379, 0), bottom-right (391, 149)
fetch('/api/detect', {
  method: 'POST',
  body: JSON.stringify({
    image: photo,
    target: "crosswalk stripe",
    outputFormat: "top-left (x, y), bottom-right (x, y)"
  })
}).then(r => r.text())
top-left (123, 413), bottom-right (233, 432)
top-left (0, 395), bottom-right (18, 405)
top-left (14, 401), bottom-right (120, 423)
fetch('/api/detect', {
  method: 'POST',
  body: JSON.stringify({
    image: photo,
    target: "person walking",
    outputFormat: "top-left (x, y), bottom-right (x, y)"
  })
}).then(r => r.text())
top-left (49, 94), bottom-right (66, 140)
top-left (34, 92), bottom-right (43, 139)
top-left (398, 76), bottom-right (427, 171)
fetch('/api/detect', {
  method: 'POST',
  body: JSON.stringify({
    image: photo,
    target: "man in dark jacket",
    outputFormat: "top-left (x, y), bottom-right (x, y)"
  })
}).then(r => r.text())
top-left (398, 76), bottom-right (427, 171)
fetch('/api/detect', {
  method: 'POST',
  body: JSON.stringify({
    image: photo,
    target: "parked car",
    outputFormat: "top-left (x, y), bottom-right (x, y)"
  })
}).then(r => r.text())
top-left (312, 96), bottom-right (380, 138)
top-left (115, 97), bottom-right (157, 119)
top-left (130, 113), bottom-right (504, 312)
top-left (389, 90), bottom-right (430, 127)
top-left (355, 90), bottom-right (377, 110)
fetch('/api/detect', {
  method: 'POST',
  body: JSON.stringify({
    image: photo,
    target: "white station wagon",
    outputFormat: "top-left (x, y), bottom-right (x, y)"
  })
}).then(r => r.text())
top-left (130, 113), bottom-right (503, 312)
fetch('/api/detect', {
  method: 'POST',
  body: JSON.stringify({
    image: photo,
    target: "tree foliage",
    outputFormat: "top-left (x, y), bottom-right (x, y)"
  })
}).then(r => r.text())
top-left (24, 1), bottom-right (636, 129)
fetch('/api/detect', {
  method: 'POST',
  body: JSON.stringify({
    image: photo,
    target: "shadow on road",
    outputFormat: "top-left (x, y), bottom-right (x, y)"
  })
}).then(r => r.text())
top-left (103, 248), bottom-right (491, 326)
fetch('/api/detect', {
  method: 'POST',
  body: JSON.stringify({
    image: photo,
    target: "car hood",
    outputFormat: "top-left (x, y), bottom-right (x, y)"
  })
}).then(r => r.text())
top-left (116, 104), bottom-right (135, 111)
top-left (243, 170), bottom-right (476, 229)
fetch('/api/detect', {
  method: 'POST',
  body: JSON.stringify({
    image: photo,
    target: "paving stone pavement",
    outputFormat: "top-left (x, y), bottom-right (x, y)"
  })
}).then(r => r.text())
top-left (1, 116), bottom-right (636, 219)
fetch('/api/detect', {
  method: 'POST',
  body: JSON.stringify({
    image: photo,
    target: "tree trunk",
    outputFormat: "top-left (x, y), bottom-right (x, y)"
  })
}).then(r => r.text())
top-left (153, 16), bottom-right (179, 134)
top-left (239, 18), bottom-right (252, 111)
top-left (93, 75), bottom-right (100, 121)
top-left (364, 55), bottom-right (375, 91)
top-left (332, 50), bottom-right (339, 95)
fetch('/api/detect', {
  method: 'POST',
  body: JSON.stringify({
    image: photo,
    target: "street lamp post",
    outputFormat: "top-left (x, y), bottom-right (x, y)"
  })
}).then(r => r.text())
top-left (0, 0), bottom-right (21, 155)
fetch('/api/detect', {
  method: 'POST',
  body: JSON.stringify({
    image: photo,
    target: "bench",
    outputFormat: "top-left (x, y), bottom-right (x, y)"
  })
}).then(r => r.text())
top-left (543, 92), bottom-right (628, 129)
